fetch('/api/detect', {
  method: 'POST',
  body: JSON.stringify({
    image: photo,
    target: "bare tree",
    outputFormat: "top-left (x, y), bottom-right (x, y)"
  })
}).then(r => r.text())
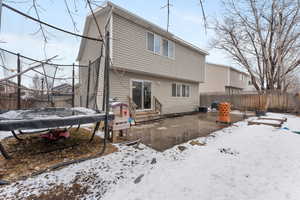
top-left (32, 73), bottom-right (42, 96)
top-left (212, 0), bottom-right (300, 92)
top-left (285, 71), bottom-right (300, 92)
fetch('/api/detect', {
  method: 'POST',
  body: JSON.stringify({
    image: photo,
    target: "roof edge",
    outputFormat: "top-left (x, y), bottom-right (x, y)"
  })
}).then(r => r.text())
top-left (206, 62), bottom-right (249, 76)
top-left (107, 1), bottom-right (209, 56)
top-left (111, 66), bottom-right (201, 83)
top-left (77, 1), bottom-right (209, 61)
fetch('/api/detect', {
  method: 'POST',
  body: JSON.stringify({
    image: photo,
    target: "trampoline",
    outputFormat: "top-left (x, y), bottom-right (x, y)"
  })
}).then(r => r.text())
top-left (0, 107), bottom-right (114, 159)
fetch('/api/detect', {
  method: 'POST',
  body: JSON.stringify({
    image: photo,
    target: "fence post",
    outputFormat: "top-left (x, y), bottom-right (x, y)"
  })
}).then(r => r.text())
top-left (86, 60), bottom-right (91, 108)
top-left (72, 63), bottom-right (75, 108)
top-left (17, 53), bottom-right (21, 110)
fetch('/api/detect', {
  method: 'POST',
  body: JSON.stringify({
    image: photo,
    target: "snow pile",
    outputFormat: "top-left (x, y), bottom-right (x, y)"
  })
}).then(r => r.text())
top-left (1, 113), bottom-right (300, 200)
top-left (0, 110), bottom-right (21, 120)
top-left (0, 107), bottom-right (98, 121)
top-left (0, 131), bottom-right (12, 140)
top-left (0, 144), bottom-right (159, 199)
top-left (72, 107), bottom-right (97, 114)
top-left (103, 113), bottom-right (300, 200)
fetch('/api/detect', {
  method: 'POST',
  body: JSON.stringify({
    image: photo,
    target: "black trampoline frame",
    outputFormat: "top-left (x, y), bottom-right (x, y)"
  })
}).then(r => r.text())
top-left (0, 112), bottom-right (114, 159)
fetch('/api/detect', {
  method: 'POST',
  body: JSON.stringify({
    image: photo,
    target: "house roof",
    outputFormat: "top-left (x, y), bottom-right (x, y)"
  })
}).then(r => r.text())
top-left (206, 62), bottom-right (250, 77)
top-left (0, 80), bottom-right (29, 90)
top-left (77, 1), bottom-right (209, 61)
top-left (52, 83), bottom-right (72, 90)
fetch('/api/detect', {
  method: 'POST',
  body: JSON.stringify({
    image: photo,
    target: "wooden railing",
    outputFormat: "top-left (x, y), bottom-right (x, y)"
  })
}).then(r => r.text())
top-left (153, 96), bottom-right (162, 114)
top-left (127, 96), bottom-right (137, 119)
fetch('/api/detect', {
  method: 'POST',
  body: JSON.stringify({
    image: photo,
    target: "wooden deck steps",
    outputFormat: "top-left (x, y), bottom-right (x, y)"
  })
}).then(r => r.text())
top-left (134, 111), bottom-right (162, 124)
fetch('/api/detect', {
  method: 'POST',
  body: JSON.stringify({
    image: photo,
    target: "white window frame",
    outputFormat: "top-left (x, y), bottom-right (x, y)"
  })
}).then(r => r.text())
top-left (185, 85), bottom-right (190, 97)
top-left (154, 34), bottom-right (161, 54)
top-left (182, 84), bottom-right (190, 97)
top-left (176, 84), bottom-right (181, 97)
top-left (171, 83), bottom-right (191, 98)
top-left (146, 32), bottom-right (154, 52)
top-left (146, 31), bottom-right (175, 59)
top-left (171, 83), bottom-right (177, 97)
top-left (130, 79), bottom-right (153, 111)
top-left (168, 40), bottom-right (175, 59)
top-left (162, 38), bottom-right (169, 57)
top-left (162, 39), bottom-right (175, 59)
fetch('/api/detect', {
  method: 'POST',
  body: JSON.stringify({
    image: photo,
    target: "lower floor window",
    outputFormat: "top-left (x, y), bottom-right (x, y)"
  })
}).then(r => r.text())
top-left (172, 83), bottom-right (190, 97)
top-left (172, 83), bottom-right (176, 97)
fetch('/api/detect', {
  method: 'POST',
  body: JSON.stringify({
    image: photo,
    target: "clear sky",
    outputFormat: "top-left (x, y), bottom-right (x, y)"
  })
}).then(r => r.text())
top-left (0, 0), bottom-right (236, 85)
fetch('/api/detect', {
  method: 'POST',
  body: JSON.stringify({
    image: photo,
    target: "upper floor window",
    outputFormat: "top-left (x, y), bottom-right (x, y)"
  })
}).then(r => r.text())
top-left (240, 74), bottom-right (247, 81)
top-left (163, 39), bottom-right (168, 56)
top-left (168, 41), bottom-right (174, 58)
top-left (162, 39), bottom-right (174, 58)
top-left (147, 32), bottom-right (175, 58)
top-left (147, 32), bottom-right (154, 51)
top-left (154, 35), bottom-right (161, 54)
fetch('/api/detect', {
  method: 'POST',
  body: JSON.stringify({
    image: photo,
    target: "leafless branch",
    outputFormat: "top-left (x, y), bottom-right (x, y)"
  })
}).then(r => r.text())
top-left (213, 0), bottom-right (300, 92)
top-left (64, 0), bottom-right (79, 33)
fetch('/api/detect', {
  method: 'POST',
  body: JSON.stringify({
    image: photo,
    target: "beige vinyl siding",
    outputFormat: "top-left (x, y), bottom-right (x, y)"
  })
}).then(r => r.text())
top-left (199, 63), bottom-right (228, 93)
top-left (199, 63), bottom-right (255, 94)
top-left (78, 11), bottom-right (109, 108)
top-left (77, 8), bottom-right (206, 111)
top-left (229, 69), bottom-right (249, 89)
top-left (112, 13), bottom-right (205, 83)
top-left (109, 70), bottom-right (199, 114)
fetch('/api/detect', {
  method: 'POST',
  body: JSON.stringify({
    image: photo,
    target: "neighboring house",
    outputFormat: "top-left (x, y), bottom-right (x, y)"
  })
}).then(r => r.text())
top-left (199, 63), bottom-right (253, 94)
top-left (51, 83), bottom-right (73, 108)
top-left (0, 80), bottom-right (31, 97)
top-left (77, 1), bottom-right (208, 115)
top-left (52, 83), bottom-right (73, 95)
top-left (0, 80), bottom-right (19, 94)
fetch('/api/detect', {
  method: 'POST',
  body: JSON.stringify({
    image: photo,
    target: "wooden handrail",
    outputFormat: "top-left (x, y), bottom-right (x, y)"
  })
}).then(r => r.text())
top-left (153, 96), bottom-right (162, 114)
top-left (127, 96), bottom-right (137, 119)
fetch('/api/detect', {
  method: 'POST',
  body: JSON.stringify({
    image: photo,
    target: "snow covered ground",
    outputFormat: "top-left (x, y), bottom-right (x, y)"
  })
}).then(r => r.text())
top-left (1, 113), bottom-right (300, 200)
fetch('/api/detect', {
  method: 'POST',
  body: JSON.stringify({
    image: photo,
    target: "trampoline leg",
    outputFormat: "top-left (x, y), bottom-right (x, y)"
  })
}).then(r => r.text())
top-left (0, 142), bottom-right (11, 159)
top-left (75, 124), bottom-right (81, 132)
top-left (11, 131), bottom-right (23, 141)
top-left (89, 122), bottom-right (100, 142)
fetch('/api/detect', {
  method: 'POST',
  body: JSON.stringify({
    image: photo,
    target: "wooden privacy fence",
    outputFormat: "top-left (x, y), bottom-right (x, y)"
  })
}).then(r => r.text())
top-left (0, 94), bottom-right (34, 110)
top-left (200, 91), bottom-right (300, 113)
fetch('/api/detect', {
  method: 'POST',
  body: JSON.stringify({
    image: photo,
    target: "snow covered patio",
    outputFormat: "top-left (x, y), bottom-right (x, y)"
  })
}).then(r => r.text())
top-left (1, 112), bottom-right (300, 199)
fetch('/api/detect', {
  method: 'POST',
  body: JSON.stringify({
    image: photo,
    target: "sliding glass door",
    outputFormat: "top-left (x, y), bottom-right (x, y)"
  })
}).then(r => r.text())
top-left (131, 80), bottom-right (152, 110)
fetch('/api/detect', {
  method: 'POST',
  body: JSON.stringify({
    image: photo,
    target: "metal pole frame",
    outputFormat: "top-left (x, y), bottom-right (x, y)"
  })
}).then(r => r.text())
top-left (102, 60), bottom-right (106, 111)
top-left (41, 77), bottom-right (44, 97)
top-left (17, 53), bottom-right (21, 110)
top-left (86, 60), bottom-right (91, 108)
top-left (104, 31), bottom-right (110, 148)
top-left (72, 63), bottom-right (75, 107)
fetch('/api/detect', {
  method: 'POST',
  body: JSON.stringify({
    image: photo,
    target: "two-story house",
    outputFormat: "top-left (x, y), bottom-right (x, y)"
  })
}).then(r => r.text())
top-left (199, 63), bottom-right (254, 94)
top-left (77, 2), bottom-right (208, 116)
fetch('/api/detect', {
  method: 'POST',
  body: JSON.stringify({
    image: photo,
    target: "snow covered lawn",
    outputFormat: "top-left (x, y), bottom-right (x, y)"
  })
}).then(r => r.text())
top-left (1, 113), bottom-right (300, 200)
